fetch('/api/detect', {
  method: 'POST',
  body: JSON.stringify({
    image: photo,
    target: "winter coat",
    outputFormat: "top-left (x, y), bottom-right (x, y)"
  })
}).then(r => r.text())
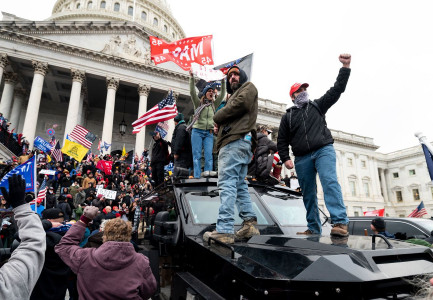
top-left (151, 138), bottom-right (169, 165)
top-left (190, 78), bottom-right (226, 130)
top-left (213, 68), bottom-right (258, 154)
top-left (277, 68), bottom-right (351, 162)
top-left (57, 202), bottom-right (72, 222)
top-left (249, 133), bottom-right (278, 178)
top-left (171, 121), bottom-right (193, 168)
top-left (0, 204), bottom-right (46, 300)
top-left (55, 222), bottom-right (157, 300)
top-left (74, 190), bottom-right (86, 207)
top-left (46, 192), bottom-right (57, 209)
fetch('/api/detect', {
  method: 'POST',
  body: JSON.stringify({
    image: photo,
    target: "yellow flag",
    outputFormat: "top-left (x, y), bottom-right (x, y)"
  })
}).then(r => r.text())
top-left (46, 155), bottom-right (51, 163)
top-left (61, 139), bottom-right (88, 162)
top-left (122, 144), bottom-right (126, 156)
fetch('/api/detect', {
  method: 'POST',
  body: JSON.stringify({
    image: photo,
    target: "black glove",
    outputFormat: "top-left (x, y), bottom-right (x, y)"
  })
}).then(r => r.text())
top-left (0, 174), bottom-right (27, 208)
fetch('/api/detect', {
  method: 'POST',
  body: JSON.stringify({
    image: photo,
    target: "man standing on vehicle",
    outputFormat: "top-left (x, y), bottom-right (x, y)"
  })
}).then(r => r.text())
top-left (204, 65), bottom-right (260, 244)
top-left (277, 54), bottom-right (351, 236)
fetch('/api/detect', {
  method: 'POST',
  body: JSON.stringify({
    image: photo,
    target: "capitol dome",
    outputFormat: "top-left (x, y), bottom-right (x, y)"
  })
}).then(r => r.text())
top-left (49, 0), bottom-right (185, 42)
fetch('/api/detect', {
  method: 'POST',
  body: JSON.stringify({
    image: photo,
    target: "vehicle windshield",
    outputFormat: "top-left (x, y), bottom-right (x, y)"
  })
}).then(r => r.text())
top-left (408, 218), bottom-right (433, 232)
top-left (184, 189), bottom-right (273, 225)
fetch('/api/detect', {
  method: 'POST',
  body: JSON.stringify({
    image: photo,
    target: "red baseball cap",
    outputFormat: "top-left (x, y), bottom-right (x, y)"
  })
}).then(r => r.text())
top-left (289, 83), bottom-right (309, 97)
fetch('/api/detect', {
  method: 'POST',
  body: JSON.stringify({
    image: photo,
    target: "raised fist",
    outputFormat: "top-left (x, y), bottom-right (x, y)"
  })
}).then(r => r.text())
top-left (339, 54), bottom-right (351, 67)
top-left (83, 206), bottom-right (99, 220)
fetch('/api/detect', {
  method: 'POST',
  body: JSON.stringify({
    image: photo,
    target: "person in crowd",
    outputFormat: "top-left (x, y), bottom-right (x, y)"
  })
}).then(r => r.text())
top-left (277, 54), bottom-right (352, 236)
top-left (82, 170), bottom-right (96, 189)
top-left (31, 208), bottom-right (71, 300)
top-left (92, 194), bottom-right (107, 211)
top-left (0, 196), bottom-right (9, 210)
top-left (55, 206), bottom-right (157, 299)
top-left (57, 196), bottom-right (72, 222)
top-left (45, 186), bottom-right (57, 209)
top-left (171, 113), bottom-right (193, 177)
top-left (188, 71), bottom-right (226, 178)
top-left (150, 131), bottom-right (169, 187)
top-left (73, 187), bottom-right (86, 207)
top-left (203, 65), bottom-right (259, 244)
top-left (69, 181), bottom-right (80, 199)
top-left (282, 174), bottom-right (290, 187)
top-left (248, 125), bottom-right (278, 182)
top-left (371, 217), bottom-right (395, 238)
top-left (0, 174), bottom-right (46, 300)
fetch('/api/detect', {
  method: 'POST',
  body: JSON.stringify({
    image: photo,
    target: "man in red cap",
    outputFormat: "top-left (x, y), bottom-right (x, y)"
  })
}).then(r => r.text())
top-left (277, 54), bottom-right (351, 237)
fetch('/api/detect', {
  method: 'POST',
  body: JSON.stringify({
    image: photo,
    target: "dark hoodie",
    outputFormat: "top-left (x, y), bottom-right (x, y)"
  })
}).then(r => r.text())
top-left (55, 221), bottom-right (157, 300)
top-left (213, 66), bottom-right (258, 153)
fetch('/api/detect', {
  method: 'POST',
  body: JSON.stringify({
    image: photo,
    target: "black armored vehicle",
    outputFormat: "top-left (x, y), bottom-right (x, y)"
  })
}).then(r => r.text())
top-left (142, 177), bottom-right (433, 299)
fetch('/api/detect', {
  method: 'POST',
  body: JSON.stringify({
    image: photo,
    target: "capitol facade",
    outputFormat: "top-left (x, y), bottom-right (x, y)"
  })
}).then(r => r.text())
top-left (0, 0), bottom-right (432, 218)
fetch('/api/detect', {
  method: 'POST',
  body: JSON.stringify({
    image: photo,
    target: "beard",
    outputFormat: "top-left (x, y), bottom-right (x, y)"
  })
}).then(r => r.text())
top-left (230, 81), bottom-right (241, 91)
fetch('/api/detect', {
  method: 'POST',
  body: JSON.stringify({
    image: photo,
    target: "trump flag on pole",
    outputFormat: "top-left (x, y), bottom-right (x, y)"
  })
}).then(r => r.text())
top-left (0, 156), bottom-right (36, 195)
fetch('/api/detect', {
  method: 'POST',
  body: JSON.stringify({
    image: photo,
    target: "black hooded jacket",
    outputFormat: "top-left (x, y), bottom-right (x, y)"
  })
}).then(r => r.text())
top-left (277, 68), bottom-right (350, 162)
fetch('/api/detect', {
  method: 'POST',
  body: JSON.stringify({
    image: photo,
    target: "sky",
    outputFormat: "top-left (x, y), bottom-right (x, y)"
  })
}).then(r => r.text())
top-left (1, 0), bottom-right (433, 153)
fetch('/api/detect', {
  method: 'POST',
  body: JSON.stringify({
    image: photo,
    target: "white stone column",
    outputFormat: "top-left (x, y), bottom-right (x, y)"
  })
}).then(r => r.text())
top-left (379, 168), bottom-right (389, 203)
top-left (135, 84), bottom-right (150, 156)
top-left (77, 87), bottom-right (87, 126)
top-left (22, 61), bottom-right (48, 149)
top-left (0, 72), bottom-right (18, 119)
top-left (9, 87), bottom-right (26, 131)
top-left (63, 69), bottom-right (85, 143)
top-left (164, 91), bottom-right (178, 143)
top-left (0, 54), bottom-right (8, 85)
top-left (101, 77), bottom-right (119, 154)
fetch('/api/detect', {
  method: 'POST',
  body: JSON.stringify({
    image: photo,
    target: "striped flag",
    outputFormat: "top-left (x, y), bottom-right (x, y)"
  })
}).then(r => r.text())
top-left (30, 178), bottom-right (47, 205)
top-left (408, 201), bottom-right (428, 218)
top-left (272, 153), bottom-right (281, 168)
top-left (86, 151), bottom-right (93, 163)
top-left (132, 91), bottom-right (177, 134)
top-left (51, 141), bottom-right (63, 162)
top-left (50, 136), bottom-right (56, 148)
top-left (70, 125), bottom-right (96, 149)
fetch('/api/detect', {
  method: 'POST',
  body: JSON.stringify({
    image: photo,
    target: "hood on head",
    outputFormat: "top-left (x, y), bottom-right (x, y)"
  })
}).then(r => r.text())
top-left (226, 66), bottom-right (248, 94)
top-left (94, 241), bottom-right (136, 270)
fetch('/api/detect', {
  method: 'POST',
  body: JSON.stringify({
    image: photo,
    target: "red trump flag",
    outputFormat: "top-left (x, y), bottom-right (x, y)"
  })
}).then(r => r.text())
top-left (150, 35), bottom-right (213, 70)
top-left (363, 208), bottom-right (385, 217)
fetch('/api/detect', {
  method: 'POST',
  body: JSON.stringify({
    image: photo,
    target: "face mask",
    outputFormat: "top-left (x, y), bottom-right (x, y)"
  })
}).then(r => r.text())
top-left (294, 91), bottom-right (309, 108)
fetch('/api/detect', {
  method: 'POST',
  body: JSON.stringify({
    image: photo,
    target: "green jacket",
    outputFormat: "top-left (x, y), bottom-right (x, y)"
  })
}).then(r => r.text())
top-left (213, 81), bottom-right (258, 154)
top-left (189, 77), bottom-right (226, 130)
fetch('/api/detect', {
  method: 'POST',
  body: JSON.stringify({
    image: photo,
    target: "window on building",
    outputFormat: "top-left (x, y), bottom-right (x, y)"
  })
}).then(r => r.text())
top-left (409, 169), bottom-right (416, 176)
top-left (363, 182), bottom-right (370, 197)
top-left (100, 1), bottom-right (106, 8)
top-left (396, 191), bottom-right (403, 202)
top-left (349, 181), bottom-right (357, 196)
top-left (393, 172), bottom-right (399, 178)
top-left (164, 25), bottom-right (168, 32)
top-left (114, 2), bottom-right (120, 11)
top-left (76, 3), bottom-right (81, 9)
top-left (141, 11), bottom-right (147, 20)
top-left (347, 158), bottom-right (353, 167)
top-left (87, 1), bottom-right (92, 9)
top-left (361, 160), bottom-right (366, 168)
top-left (153, 17), bottom-right (158, 26)
top-left (353, 206), bottom-right (363, 217)
top-left (413, 189), bottom-right (420, 200)
top-left (172, 32), bottom-right (176, 39)
top-left (128, 6), bottom-right (133, 15)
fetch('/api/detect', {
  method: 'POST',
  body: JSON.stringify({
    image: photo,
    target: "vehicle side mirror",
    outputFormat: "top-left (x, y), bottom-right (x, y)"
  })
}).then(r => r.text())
top-left (153, 211), bottom-right (180, 245)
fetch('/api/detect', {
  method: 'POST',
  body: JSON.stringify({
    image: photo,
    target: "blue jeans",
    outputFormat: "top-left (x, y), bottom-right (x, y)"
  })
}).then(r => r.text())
top-left (294, 144), bottom-right (348, 234)
top-left (191, 128), bottom-right (214, 178)
top-left (216, 138), bottom-right (256, 234)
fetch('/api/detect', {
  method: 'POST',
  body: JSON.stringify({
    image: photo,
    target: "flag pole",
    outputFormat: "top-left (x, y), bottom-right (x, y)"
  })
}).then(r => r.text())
top-left (415, 132), bottom-right (433, 155)
top-left (33, 154), bottom-right (37, 212)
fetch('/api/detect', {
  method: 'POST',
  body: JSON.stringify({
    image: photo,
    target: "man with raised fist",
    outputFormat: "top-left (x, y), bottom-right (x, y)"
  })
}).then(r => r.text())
top-left (277, 54), bottom-right (352, 237)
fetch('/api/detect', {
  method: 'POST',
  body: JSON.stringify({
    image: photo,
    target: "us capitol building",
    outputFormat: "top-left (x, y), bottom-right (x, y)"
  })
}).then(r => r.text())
top-left (0, 0), bottom-right (432, 218)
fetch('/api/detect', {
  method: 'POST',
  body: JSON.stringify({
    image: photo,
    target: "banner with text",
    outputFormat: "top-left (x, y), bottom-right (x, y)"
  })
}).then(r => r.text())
top-left (96, 187), bottom-right (117, 200)
top-left (150, 35), bottom-right (213, 70)
top-left (34, 136), bottom-right (53, 153)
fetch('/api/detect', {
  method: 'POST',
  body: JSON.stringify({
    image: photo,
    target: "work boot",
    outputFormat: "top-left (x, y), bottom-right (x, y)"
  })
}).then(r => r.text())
top-left (203, 230), bottom-right (235, 244)
top-left (296, 229), bottom-right (313, 235)
top-left (331, 224), bottom-right (349, 237)
top-left (235, 218), bottom-right (260, 240)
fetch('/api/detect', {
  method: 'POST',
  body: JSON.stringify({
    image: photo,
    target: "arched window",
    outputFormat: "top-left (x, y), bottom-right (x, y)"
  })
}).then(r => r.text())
top-left (87, 1), bottom-right (93, 9)
top-left (128, 6), bottom-right (133, 16)
top-left (141, 11), bottom-right (147, 20)
top-left (100, 1), bottom-right (106, 8)
top-left (172, 32), bottom-right (175, 39)
top-left (76, 3), bottom-right (81, 9)
top-left (114, 2), bottom-right (120, 11)
top-left (164, 25), bottom-right (168, 32)
top-left (153, 17), bottom-right (158, 26)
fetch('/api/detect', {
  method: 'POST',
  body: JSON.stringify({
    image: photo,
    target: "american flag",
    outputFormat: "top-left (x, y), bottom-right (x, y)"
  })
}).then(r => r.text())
top-left (407, 201), bottom-right (428, 218)
top-left (51, 141), bottom-right (63, 162)
top-left (132, 91), bottom-right (177, 134)
top-left (86, 151), bottom-right (93, 162)
top-left (70, 125), bottom-right (96, 149)
top-left (30, 178), bottom-right (47, 205)
top-left (50, 136), bottom-right (56, 148)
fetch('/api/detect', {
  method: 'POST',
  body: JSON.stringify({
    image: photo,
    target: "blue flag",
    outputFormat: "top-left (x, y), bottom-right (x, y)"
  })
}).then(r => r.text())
top-left (421, 143), bottom-right (433, 181)
top-left (0, 156), bottom-right (36, 195)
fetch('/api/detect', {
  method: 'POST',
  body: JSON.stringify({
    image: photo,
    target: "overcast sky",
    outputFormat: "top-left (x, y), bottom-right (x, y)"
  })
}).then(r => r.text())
top-left (1, 0), bottom-right (433, 153)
